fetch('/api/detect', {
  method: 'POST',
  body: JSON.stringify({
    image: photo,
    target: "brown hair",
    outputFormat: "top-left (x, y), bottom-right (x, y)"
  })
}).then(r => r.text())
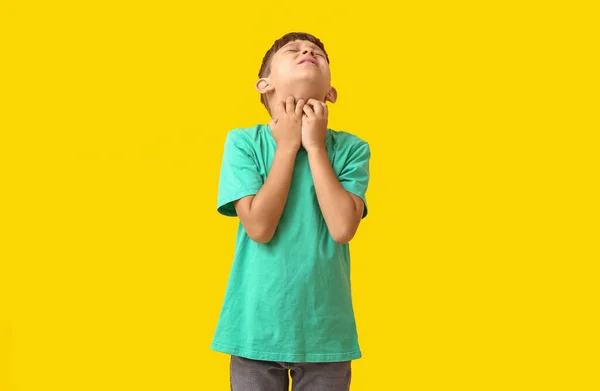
top-left (258, 32), bottom-right (330, 112)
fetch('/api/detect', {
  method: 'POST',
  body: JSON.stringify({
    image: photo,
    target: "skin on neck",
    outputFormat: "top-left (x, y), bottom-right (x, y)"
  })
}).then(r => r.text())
top-left (266, 88), bottom-right (326, 116)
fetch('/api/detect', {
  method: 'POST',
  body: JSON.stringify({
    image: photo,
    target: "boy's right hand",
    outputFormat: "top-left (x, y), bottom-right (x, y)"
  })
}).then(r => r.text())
top-left (268, 96), bottom-right (305, 151)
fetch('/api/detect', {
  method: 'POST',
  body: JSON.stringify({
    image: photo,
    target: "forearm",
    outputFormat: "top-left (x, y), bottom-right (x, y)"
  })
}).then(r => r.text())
top-left (307, 147), bottom-right (361, 243)
top-left (246, 146), bottom-right (297, 240)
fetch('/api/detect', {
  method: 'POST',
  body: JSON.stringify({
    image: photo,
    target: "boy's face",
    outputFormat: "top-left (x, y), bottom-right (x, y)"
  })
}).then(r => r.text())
top-left (257, 39), bottom-right (337, 106)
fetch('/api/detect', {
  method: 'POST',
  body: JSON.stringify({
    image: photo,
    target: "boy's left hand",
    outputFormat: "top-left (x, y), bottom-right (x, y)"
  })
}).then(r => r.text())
top-left (301, 99), bottom-right (328, 151)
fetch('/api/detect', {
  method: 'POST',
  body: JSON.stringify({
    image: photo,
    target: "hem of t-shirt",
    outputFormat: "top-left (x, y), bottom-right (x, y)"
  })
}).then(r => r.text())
top-left (341, 185), bottom-right (368, 218)
top-left (217, 187), bottom-right (261, 217)
top-left (210, 341), bottom-right (362, 363)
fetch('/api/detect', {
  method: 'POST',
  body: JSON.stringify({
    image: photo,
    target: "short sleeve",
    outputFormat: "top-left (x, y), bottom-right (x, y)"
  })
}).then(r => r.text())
top-left (217, 131), bottom-right (264, 216)
top-left (338, 141), bottom-right (371, 218)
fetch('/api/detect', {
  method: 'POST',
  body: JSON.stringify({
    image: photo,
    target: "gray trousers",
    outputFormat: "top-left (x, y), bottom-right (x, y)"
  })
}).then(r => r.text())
top-left (230, 355), bottom-right (352, 391)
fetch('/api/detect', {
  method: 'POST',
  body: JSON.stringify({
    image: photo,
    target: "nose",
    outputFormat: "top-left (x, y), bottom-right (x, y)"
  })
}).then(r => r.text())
top-left (302, 48), bottom-right (315, 56)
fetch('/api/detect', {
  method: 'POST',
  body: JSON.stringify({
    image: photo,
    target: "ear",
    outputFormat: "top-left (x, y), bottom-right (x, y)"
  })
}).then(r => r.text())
top-left (255, 78), bottom-right (275, 94)
top-left (325, 86), bottom-right (338, 103)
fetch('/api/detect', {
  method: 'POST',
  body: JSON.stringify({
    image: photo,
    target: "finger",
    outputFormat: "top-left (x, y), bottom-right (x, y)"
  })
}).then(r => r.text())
top-left (313, 101), bottom-right (322, 116)
top-left (306, 98), bottom-right (322, 115)
top-left (295, 99), bottom-right (305, 116)
top-left (285, 96), bottom-right (295, 114)
top-left (321, 102), bottom-right (328, 117)
top-left (302, 104), bottom-right (315, 117)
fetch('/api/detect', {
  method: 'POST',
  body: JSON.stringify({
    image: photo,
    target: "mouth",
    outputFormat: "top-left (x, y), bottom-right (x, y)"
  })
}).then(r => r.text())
top-left (297, 59), bottom-right (318, 66)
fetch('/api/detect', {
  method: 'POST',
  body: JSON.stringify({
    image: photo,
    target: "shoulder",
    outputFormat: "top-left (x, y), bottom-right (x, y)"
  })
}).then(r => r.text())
top-left (223, 124), bottom-right (269, 150)
top-left (225, 124), bottom-right (265, 142)
top-left (328, 129), bottom-right (370, 154)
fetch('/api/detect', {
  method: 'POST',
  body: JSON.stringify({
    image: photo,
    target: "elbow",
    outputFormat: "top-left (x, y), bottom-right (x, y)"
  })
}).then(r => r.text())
top-left (250, 233), bottom-right (274, 244)
top-left (330, 227), bottom-right (357, 244)
top-left (329, 216), bottom-right (362, 244)
top-left (246, 224), bottom-right (275, 244)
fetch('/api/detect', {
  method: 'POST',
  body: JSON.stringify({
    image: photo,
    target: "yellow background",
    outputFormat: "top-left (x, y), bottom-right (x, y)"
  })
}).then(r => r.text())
top-left (1, 1), bottom-right (598, 390)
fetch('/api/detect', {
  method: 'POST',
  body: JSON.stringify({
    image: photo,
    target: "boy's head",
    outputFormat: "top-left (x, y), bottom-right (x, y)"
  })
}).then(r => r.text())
top-left (256, 32), bottom-right (338, 116)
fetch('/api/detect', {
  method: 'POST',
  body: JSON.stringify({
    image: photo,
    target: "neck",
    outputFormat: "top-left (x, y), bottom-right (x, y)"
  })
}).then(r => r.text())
top-left (271, 87), bottom-right (325, 107)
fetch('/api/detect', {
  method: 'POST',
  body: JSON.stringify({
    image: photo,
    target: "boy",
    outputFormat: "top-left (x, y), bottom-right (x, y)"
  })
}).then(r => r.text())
top-left (211, 32), bottom-right (371, 391)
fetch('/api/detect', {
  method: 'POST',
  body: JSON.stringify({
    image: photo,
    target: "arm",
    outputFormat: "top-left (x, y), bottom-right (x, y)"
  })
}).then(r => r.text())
top-left (234, 146), bottom-right (297, 243)
top-left (234, 96), bottom-right (305, 244)
top-left (306, 147), bottom-right (364, 244)
top-left (301, 99), bottom-right (369, 244)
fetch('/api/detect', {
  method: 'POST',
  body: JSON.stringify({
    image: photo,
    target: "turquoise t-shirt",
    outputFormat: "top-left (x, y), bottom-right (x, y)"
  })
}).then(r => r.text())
top-left (210, 123), bottom-right (370, 363)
